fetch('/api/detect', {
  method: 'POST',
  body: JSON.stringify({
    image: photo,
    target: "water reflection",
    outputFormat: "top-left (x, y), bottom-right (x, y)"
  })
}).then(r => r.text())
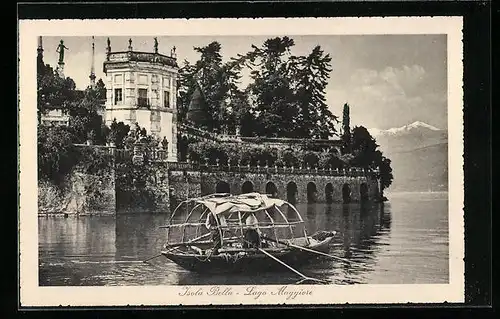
top-left (39, 192), bottom-right (448, 286)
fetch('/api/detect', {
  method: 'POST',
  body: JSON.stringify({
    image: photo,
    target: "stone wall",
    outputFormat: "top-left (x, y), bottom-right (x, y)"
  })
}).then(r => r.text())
top-left (38, 149), bottom-right (380, 216)
top-left (168, 167), bottom-right (380, 204)
top-left (115, 162), bottom-right (171, 214)
top-left (38, 163), bottom-right (116, 216)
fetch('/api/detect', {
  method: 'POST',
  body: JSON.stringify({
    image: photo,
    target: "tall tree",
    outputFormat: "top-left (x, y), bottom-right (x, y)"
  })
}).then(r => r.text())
top-left (341, 103), bottom-right (351, 153)
top-left (177, 42), bottom-right (243, 133)
top-left (378, 156), bottom-right (394, 197)
top-left (349, 125), bottom-right (393, 195)
top-left (350, 126), bottom-right (379, 168)
top-left (95, 78), bottom-right (107, 100)
top-left (245, 37), bottom-right (299, 138)
top-left (176, 59), bottom-right (198, 124)
top-left (291, 46), bottom-right (338, 139)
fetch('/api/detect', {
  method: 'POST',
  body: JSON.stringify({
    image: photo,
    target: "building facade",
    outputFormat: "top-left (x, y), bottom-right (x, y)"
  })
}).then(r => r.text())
top-left (103, 40), bottom-right (179, 162)
top-left (41, 109), bottom-right (70, 126)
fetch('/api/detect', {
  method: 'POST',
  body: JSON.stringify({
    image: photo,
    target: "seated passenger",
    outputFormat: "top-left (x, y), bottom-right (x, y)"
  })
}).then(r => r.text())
top-left (206, 214), bottom-right (222, 254)
top-left (243, 214), bottom-right (262, 249)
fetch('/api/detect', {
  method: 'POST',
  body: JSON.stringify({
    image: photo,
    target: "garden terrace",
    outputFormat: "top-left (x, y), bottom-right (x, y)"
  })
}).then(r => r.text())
top-left (179, 123), bottom-right (343, 153)
top-left (167, 162), bottom-right (378, 177)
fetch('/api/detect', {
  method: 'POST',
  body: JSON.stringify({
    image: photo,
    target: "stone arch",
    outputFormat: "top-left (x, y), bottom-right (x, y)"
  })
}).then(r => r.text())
top-left (342, 183), bottom-right (351, 203)
top-left (325, 183), bottom-right (334, 204)
top-left (286, 182), bottom-right (298, 203)
top-left (307, 182), bottom-right (317, 203)
top-left (215, 181), bottom-right (230, 194)
top-left (265, 181), bottom-right (278, 198)
top-left (241, 181), bottom-right (254, 194)
top-left (360, 182), bottom-right (369, 202)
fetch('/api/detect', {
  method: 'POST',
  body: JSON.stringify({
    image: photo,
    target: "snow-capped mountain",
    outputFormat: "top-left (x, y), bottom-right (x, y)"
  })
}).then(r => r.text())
top-left (368, 121), bottom-right (442, 138)
top-left (368, 121), bottom-right (448, 192)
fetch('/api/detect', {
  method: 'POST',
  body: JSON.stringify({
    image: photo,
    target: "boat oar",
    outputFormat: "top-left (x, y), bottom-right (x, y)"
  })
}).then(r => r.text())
top-left (143, 253), bottom-right (163, 263)
top-left (262, 235), bottom-right (371, 269)
top-left (256, 245), bottom-right (329, 285)
top-left (225, 229), bottom-right (328, 285)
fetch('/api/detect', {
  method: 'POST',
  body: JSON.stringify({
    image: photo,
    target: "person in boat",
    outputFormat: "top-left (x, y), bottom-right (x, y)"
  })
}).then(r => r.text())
top-left (206, 213), bottom-right (225, 254)
top-left (243, 213), bottom-right (262, 249)
top-left (208, 214), bottom-right (222, 255)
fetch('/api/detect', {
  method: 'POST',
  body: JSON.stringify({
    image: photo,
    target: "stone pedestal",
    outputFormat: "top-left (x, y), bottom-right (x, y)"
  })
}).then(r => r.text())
top-left (57, 63), bottom-right (65, 78)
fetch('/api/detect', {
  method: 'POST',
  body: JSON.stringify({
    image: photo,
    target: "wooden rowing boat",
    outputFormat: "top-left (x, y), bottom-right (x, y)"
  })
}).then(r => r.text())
top-left (158, 193), bottom-right (337, 275)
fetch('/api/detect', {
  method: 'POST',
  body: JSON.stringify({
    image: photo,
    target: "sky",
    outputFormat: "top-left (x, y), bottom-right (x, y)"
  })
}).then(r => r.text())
top-left (40, 35), bottom-right (447, 131)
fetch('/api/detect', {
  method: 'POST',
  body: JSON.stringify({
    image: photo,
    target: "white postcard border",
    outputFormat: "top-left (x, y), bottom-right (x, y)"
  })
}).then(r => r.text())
top-left (18, 17), bottom-right (464, 306)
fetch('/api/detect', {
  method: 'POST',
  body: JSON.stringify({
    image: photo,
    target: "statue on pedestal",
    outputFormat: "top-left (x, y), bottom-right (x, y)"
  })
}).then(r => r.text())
top-left (154, 37), bottom-right (158, 54)
top-left (161, 136), bottom-right (169, 151)
top-left (56, 40), bottom-right (69, 64)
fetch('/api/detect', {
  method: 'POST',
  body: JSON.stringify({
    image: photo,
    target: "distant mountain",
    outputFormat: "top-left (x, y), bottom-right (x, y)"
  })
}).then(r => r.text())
top-left (368, 121), bottom-right (448, 192)
top-left (370, 121), bottom-right (441, 138)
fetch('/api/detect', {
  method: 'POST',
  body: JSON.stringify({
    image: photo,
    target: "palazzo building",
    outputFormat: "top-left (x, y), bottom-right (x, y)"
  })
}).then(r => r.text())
top-left (103, 38), bottom-right (179, 162)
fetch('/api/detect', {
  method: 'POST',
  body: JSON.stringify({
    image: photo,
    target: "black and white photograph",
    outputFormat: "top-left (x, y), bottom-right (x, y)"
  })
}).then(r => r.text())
top-left (19, 17), bottom-right (464, 306)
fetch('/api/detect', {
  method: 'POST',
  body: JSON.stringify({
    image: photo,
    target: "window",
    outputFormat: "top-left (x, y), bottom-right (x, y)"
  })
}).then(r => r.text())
top-left (138, 88), bottom-right (148, 107)
top-left (114, 88), bottom-right (123, 105)
top-left (164, 91), bottom-right (170, 108)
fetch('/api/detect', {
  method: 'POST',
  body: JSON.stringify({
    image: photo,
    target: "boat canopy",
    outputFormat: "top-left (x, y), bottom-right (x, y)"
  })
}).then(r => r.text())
top-left (193, 193), bottom-right (287, 216)
top-left (164, 193), bottom-right (308, 245)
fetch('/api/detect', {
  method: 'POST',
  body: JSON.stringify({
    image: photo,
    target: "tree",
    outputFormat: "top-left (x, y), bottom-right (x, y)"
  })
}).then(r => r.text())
top-left (108, 119), bottom-right (131, 148)
top-left (318, 150), bottom-right (344, 169)
top-left (177, 42), bottom-right (244, 133)
top-left (341, 103), bottom-right (351, 154)
top-left (282, 148), bottom-right (300, 168)
top-left (349, 125), bottom-right (394, 196)
top-left (245, 37), bottom-right (299, 138)
top-left (38, 125), bottom-right (79, 185)
top-left (67, 86), bottom-right (106, 144)
top-left (37, 63), bottom-right (77, 124)
top-left (350, 126), bottom-right (379, 168)
top-left (378, 156), bottom-right (394, 195)
top-left (291, 46), bottom-right (338, 139)
top-left (95, 78), bottom-right (107, 100)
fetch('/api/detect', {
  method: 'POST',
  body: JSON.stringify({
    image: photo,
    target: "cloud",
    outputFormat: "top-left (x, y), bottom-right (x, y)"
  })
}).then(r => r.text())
top-left (327, 64), bottom-right (446, 130)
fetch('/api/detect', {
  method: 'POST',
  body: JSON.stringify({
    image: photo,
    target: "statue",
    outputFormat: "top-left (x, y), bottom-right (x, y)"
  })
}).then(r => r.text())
top-left (128, 38), bottom-right (133, 51)
top-left (154, 37), bottom-right (158, 54)
top-left (161, 136), bottom-right (169, 150)
top-left (171, 46), bottom-right (176, 58)
top-left (56, 40), bottom-right (69, 64)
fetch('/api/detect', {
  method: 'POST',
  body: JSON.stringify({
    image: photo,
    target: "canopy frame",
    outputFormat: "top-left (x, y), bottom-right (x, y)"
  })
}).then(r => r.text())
top-left (165, 193), bottom-right (308, 245)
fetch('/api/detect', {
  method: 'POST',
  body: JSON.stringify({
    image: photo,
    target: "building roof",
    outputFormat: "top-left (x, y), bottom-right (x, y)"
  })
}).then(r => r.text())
top-left (186, 86), bottom-right (210, 125)
top-left (103, 51), bottom-right (178, 72)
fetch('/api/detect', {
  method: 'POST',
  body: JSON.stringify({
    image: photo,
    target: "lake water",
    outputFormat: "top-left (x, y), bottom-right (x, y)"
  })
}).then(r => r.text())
top-left (38, 192), bottom-right (449, 286)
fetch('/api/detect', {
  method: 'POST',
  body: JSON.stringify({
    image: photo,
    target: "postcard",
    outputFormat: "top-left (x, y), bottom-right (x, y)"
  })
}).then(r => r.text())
top-left (19, 17), bottom-right (464, 306)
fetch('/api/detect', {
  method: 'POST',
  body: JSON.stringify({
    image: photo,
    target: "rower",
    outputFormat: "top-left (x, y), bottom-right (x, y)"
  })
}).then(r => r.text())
top-left (206, 214), bottom-right (224, 254)
top-left (243, 213), bottom-right (262, 249)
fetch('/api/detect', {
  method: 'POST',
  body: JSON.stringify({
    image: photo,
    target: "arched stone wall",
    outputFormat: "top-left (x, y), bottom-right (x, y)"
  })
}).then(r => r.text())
top-left (168, 168), bottom-right (380, 204)
top-left (265, 181), bottom-right (278, 198)
top-left (216, 181), bottom-right (231, 193)
top-left (325, 183), bottom-right (334, 203)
